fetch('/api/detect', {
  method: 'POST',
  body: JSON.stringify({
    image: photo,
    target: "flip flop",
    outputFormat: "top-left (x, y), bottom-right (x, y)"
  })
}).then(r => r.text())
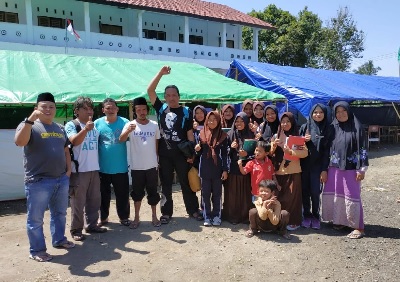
top-left (129, 220), bottom-right (140, 229)
top-left (54, 241), bottom-right (75, 249)
top-left (245, 229), bottom-right (256, 238)
top-left (347, 230), bottom-right (365, 239)
top-left (160, 215), bottom-right (171, 224)
top-left (152, 219), bottom-right (161, 227)
top-left (29, 253), bottom-right (53, 262)
top-left (72, 233), bottom-right (86, 241)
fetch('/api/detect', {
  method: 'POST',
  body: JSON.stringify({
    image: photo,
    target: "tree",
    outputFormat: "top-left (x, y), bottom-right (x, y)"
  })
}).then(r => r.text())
top-left (243, 5), bottom-right (365, 71)
top-left (316, 7), bottom-right (365, 71)
top-left (353, 60), bottom-right (381, 75)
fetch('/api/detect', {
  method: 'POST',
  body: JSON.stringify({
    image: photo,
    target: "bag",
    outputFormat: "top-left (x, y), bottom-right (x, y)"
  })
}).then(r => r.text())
top-left (188, 167), bottom-right (201, 192)
top-left (177, 140), bottom-right (195, 158)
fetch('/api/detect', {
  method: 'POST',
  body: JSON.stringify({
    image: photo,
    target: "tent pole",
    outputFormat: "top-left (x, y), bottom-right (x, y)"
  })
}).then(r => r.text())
top-left (235, 68), bottom-right (238, 80)
top-left (129, 102), bottom-right (133, 121)
top-left (392, 102), bottom-right (400, 120)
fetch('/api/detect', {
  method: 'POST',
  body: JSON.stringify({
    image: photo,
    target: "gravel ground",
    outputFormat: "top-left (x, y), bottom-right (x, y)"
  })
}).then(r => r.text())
top-left (0, 145), bottom-right (399, 282)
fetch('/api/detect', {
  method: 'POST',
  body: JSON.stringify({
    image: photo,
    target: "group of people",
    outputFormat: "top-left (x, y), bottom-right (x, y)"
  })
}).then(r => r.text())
top-left (15, 66), bottom-right (368, 262)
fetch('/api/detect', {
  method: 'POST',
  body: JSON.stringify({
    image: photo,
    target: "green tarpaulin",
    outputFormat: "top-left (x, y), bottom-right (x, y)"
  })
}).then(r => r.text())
top-left (0, 50), bottom-right (284, 105)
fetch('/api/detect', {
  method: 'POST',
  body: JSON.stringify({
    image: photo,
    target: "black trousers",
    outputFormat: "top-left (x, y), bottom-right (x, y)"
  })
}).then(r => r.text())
top-left (201, 177), bottom-right (222, 219)
top-left (130, 168), bottom-right (160, 206)
top-left (159, 149), bottom-right (199, 217)
top-left (301, 165), bottom-right (322, 219)
top-left (99, 172), bottom-right (130, 221)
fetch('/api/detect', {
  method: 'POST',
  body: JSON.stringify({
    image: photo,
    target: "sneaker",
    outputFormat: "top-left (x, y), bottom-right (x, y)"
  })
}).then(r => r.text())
top-left (311, 217), bottom-right (321, 230)
top-left (212, 217), bottom-right (222, 226)
top-left (301, 217), bottom-right (312, 228)
top-left (204, 218), bottom-right (212, 226)
top-left (286, 224), bottom-right (300, 231)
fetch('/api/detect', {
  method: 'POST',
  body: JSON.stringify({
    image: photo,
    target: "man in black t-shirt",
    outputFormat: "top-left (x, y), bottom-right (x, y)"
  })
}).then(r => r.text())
top-left (147, 66), bottom-right (202, 224)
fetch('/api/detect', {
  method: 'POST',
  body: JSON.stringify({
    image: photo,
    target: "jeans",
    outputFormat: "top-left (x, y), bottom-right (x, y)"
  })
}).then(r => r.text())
top-left (25, 174), bottom-right (69, 256)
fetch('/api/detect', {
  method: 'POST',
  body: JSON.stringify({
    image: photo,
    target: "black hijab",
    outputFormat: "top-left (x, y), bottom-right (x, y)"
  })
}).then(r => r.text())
top-left (193, 105), bottom-right (207, 126)
top-left (261, 105), bottom-right (280, 141)
top-left (252, 102), bottom-right (265, 125)
top-left (307, 103), bottom-right (329, 151)
top-left (227, 112), bottom-right (254, 149)
top-left (330, 101), bottom-right (368, 170)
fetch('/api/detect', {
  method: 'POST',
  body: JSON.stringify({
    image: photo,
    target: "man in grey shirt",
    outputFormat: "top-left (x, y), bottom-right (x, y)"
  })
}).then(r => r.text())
top-left (14, 92), bottom-right (74, 262)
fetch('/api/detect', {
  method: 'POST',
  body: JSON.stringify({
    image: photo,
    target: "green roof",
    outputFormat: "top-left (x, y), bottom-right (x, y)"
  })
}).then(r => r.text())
top-left (0, 50), bottom-right (285, 105)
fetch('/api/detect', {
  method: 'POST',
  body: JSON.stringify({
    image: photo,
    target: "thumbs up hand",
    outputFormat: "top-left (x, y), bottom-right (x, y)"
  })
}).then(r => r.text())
top-left (231, 139), bottom-right (238, 149)
top-left (195, 141), bottom-right (201, 152)
top-left (304, 128), bottom-right (311, 142)
top-left (84, 116), bottom-right (94, 131)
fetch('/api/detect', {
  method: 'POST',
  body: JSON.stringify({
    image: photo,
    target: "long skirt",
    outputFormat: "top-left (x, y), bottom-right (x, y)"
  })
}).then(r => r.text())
top-left (222, 174), bottom-right (253, 224)
top-left (276, 173), bottom-right (302, 226)
top-left (321, 167), bottom-right (364, 229)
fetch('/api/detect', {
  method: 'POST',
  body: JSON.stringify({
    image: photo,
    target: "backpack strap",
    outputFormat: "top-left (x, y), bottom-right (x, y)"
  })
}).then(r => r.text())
top-left (69, 119), bottom-right (81, 173)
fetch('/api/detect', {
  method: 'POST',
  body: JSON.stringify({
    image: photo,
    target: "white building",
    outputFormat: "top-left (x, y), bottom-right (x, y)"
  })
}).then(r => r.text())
top-left (0, 0), bottom-right (273, 72)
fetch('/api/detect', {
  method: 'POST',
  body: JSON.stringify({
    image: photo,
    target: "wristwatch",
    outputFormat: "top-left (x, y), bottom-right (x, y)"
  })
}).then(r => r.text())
top-left (23, 118), bottom-right (34, 125)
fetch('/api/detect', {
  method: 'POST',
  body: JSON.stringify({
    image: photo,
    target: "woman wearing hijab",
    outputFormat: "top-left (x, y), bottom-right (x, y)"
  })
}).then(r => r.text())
top-left (256, 105), bottom-right (280, 142)
top-left (252, 102), bottom-right (265, 126)
top-left (223, 112), bottom-right (255, 224)
top-left (321, 101), bottom-right (368, 239)
top-left (271, 112), bottom-right (308, 231)
top-left (299, 104), bottom-right (330, 230)
top-left (193, 105), bottom-right (207, 143)
top-left (195, 111), bottom-right (229, 226)
top-left (221, 104), bottom-right (235, 129)
top-left (242, 99), bottom-right (254, 119)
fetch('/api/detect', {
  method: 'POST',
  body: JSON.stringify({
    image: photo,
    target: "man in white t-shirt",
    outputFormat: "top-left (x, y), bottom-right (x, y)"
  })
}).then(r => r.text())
top-left (65, 97), bottom-right (106, 241)
top-left (120, 97), bottom-right (161, 228)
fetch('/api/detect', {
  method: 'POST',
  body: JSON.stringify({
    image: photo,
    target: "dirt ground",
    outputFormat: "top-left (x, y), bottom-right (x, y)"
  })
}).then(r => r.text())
top-left (1, 145), bottom-right (399, 282)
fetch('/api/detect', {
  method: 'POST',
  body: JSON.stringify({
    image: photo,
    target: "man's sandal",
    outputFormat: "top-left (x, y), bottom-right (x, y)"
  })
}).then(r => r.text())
top-left (120, 219), bottom-right (131, 226)
top-left (54, 241), bottom-right (75, 249)
top-left (29, 253), bottom-right (53, 262)
top-left (72, 233), bottom-right (86, 241)
top-left (160, 215), bottom-right (171, 224)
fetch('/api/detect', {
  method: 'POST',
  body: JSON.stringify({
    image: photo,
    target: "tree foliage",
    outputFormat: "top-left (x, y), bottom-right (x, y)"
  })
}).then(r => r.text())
top-left (243, 5), bottom-right (365, 71)
top-left (353, 60), bottom-right (381, 75)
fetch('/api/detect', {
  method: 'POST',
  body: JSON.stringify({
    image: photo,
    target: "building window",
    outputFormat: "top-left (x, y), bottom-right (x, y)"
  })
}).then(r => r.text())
top-left (189, 35), bottom-right (203, 45)
top-left (100, 23), bottom-right (123, 36)
top-left (37, 16), bottom-right (65, 28)
top-left (143, 29), bottom-right (166, 41)
top-left (0, 11), bottom-right (19, 23)
top-left (226, 40), bottom-right (234, 48)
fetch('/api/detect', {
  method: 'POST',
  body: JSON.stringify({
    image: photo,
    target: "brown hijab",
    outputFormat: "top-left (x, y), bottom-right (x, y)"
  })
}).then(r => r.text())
top-left (200, 111), bottom-right (227, 165)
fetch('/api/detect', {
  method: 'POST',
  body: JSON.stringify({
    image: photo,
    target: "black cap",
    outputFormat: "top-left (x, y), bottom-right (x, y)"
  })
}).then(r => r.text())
top-left (37, 92), bottom-right (55, 103)
top-left (133, 97), bottom-right (147, 107)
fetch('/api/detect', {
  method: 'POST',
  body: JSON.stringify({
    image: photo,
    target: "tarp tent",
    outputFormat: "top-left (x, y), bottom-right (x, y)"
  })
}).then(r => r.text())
top-left (0, 50), bottom-right (284, 105)
top-left (226, 59), bottom-right (400, 118)
top-left (0, 50), bottom-right (285, 201)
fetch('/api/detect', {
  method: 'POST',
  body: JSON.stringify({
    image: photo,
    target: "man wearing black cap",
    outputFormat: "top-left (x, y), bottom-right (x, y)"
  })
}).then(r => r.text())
top-left (15, 92), bottom-right (74, 262)
top-left (120, 97), bottom-right (161, 228)
top-left (147, 66), bottom-right (202, 224)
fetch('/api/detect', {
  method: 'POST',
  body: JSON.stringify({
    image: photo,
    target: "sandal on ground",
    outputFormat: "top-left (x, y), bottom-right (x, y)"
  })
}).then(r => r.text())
top-left (152, 218), bottom-right (161, 227)
top-left (129, 220), bottom-right (140, 229)
top-left (333, 224), bottom-right (346, 230)
top-left (85, 226), bottom-right (107, 233)
top-left (281, 233), bottom-right (292, 240)
top-left (160, 215), bottom-right (171, 224)
top-left (72, 233), bottom-right (85, 241)
top-left (245, 229), bottom-right (256, 238)
top-left (97, 218), bottom-right (109, 227)
top-left (347, 230), bottom-right (365, 239)
top-left (191, 211), bottom-right (204, 221)
top-left (54, 241), bottom-right (75, 249)
top-left (29, 253), bottom-right (53, 262)
top-left (120, 219), bottom-right (131, 226)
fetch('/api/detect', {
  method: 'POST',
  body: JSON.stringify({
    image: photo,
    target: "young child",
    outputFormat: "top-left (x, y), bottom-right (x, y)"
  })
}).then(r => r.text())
top-left (237, 141), bottom-right (280, 200)
top-left (195, 111), bottom-right (229, 226)
top-left (246, 180), bottom-right (291, 239)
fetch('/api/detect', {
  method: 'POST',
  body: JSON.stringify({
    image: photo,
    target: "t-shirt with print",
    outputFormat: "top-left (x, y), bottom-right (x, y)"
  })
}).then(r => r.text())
top-left (17, 121), bottom-right (68, 183)
top-left (153, 97), bottom-right (193, 153)
top-left (243, 158), bottom-right (275, 196)
top-left (65, 120), bottom-right (99, 173)
top-left (124, 119), bottom-right (160, 170)
top-left (94, 116), bottom-right (129, 174)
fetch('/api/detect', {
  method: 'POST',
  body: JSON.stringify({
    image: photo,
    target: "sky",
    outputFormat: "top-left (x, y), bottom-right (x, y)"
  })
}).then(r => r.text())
top-left (210, 0), bottom-right (400, 77)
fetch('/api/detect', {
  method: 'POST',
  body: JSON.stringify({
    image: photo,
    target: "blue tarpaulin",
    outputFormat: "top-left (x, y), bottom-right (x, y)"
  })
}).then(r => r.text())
top-left (226, 60), bottom-right (400, 118)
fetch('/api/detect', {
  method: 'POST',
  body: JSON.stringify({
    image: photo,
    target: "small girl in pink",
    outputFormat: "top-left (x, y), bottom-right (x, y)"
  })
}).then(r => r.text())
top-left (238, 141), bottom-right (280, 199)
